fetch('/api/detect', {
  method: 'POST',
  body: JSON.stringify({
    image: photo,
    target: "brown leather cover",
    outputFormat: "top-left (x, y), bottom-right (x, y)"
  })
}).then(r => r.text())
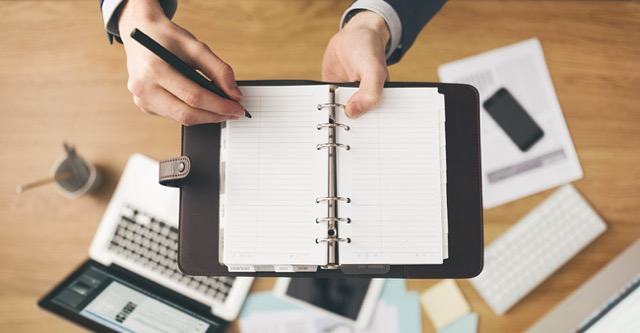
top-left (176, 81), bottom-right (483, 278)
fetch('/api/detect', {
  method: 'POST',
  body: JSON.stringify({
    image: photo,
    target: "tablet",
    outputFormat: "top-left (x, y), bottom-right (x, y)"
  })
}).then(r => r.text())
top-left (273, 277), bottom-right (384, 329)
top-left (39, 260), bottom-right (228, 333)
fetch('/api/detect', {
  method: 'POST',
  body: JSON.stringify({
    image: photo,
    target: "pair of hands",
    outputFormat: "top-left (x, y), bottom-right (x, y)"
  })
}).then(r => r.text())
top-left (118, 0), bottom-right (390, 125)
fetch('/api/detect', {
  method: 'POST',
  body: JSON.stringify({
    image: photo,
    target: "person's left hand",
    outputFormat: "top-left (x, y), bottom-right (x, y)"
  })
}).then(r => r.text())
top-left (322, 11), bottom-right (391, 118)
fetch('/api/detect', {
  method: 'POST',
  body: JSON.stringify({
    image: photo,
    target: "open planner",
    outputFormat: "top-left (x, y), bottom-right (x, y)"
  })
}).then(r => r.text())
top-left (219, 85), bottom-right (448, 272)
top-left (159, 81), bottom-right (483, 279)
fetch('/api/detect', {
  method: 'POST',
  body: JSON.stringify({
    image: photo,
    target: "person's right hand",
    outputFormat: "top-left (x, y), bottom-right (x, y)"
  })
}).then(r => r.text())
top-left (117, 0), bottom-right (245, 125)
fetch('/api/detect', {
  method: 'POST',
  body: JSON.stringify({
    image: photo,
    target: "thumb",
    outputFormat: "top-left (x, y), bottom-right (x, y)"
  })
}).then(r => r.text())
top-left (345, 68), bottom-right (388, 118)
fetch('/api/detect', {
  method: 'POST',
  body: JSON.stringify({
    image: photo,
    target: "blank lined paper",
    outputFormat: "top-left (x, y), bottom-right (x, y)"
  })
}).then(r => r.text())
top-left (335, 87), bottom-right (446, 264)
top-left (220, 86), bottom-right (329, 266)
top-left (220, 85), bottom-right (447, 268)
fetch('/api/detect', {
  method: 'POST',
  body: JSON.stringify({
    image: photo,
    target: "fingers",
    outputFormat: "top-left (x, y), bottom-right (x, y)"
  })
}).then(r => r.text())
top-left (321, 18), bottom-right (390, 118)
top-left (132, 84), bottom-right (244, 125)
top-left (124, 26), bottom-right (246, 125)
top-left (345, 65), bottom-right (389, 118)
top-left (184, 40), bottom-right (244, 101)
top-left (154, 61), bottom-right (245, 117)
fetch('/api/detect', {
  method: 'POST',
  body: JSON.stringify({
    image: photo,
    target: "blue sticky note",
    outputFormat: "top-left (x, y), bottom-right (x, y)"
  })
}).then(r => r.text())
top-left (438, 312), bottom-right (479, 333)
top-left (240, 291), bottom-right (297, 317)
top-left (381, 279), bottom-right (422, 333)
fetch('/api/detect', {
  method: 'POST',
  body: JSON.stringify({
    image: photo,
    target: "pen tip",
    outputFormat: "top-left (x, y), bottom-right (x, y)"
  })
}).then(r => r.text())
top-left (245, 110), bottom-right (252, 119)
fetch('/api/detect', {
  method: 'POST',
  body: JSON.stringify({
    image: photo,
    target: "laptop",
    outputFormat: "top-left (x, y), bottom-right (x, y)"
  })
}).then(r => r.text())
top-left (526, 238), bottom-right (640, 333)
top-left (39, 154), bottom-right (254, 332)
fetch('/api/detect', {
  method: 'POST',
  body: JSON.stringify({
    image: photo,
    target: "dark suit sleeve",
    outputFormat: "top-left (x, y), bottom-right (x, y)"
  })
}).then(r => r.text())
top-left (384, 0), bottom-right (447, 65)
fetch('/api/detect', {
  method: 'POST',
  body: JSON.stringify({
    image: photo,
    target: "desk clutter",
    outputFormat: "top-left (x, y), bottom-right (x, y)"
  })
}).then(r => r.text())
top-left (39, 155), bottom-right (254, 332)
top-left (36, 152), bottom-right (626, 332)
top-left (239, 279), bottom-right (422, 333)
top-left (32, 36), bottom-right (636, 332)
top-left (35, 150), bottom-right (624, 332)
top-left (2, 0), bottom-right (635, 330)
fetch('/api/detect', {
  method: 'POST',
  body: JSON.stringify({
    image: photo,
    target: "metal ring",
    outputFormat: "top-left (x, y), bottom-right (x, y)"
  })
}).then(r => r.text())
top-left (317, 103), bottom-right (346, 110)
top-left (316, 143), bottom-right (350, 151)
top-left (316, 123), bottom-right (350, 131)
top-left (316, 217), bottom-right (351, 224)
top-left (316, 196), bottom-right (351, 203)
top-left (316, 237), bottom-right (351, 244)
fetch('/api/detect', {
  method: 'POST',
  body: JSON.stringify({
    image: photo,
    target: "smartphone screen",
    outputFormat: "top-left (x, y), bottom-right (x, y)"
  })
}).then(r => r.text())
top-left (483, 87), bottom-right (544, 151)
top-left (285, 278), bottom-right (371, 321)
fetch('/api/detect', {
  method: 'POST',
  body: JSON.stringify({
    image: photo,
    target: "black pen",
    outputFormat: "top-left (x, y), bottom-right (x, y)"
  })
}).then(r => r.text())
top-left (130, 28), bottom-right (251, 119)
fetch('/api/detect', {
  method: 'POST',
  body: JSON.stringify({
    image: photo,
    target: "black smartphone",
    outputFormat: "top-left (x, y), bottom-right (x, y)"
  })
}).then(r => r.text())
top-left (483, 87), bottom-right (544, 151)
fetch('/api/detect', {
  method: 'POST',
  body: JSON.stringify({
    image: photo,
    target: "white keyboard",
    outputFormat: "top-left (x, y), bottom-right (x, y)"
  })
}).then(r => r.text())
top-left (471, 185), bottom-right (607, 315)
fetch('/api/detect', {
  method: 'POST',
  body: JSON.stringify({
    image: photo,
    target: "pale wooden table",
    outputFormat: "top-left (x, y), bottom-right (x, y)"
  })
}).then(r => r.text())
top-left (1, 1), bottom-right (638, 332)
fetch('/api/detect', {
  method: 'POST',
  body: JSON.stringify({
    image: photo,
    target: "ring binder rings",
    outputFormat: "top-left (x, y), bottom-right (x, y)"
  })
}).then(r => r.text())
top-left (317, 103), bottom-right (346, 110)
top-left (316, 123), bottom-right (350, 131)
top-left (316, 143), bottom-right (351, 150)
top-left (166, 80), bottom-right (483, 279)
top-left (315, 98), bottom-right (351, 268)
top-left (316, 197), bottom-right (351, 203)
top-left (316, 237), bottom-right (351, 244)
top-left (315, 217), bottom-right (351, 224)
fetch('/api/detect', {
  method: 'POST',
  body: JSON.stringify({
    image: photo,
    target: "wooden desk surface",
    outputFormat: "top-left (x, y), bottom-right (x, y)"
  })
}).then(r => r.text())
top-left (1, 1), bottom-right (638, 332)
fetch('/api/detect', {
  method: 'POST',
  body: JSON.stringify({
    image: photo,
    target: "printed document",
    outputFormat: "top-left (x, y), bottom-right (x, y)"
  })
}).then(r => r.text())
top-left (438, 38), bottom-right (582, 208)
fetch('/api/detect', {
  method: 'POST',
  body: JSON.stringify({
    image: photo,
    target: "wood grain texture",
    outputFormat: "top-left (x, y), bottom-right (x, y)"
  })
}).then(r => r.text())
top-left (1, 1), bottom-right (638, 332)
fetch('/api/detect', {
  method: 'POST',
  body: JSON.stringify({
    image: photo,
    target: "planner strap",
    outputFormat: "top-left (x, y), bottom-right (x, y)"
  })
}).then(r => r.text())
top-left (158, 156), bottom-right (191, 188)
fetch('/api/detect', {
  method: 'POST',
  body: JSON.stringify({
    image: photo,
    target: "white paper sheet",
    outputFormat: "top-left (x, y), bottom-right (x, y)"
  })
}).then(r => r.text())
top-left (438, 38), bottom-right (583, 208)
top-left (335, 87), bottom-right (446, 264)
top-left (220, 85), bottom-right (329, 266)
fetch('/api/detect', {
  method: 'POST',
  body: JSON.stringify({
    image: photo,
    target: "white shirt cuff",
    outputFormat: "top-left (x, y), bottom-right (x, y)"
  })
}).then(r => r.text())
top-left (102, 0), bottom-right (126, 36)
top-left (340, 0), bottom-right (402, 60)
top-left (101, 0), bottom-right (178, 37)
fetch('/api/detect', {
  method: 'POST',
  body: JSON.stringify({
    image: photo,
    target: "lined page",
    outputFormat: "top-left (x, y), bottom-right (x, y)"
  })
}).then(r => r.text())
top-left (335, 87), bottom-right (445, 264)
top-left (220, 85), bottom-right (329, 266)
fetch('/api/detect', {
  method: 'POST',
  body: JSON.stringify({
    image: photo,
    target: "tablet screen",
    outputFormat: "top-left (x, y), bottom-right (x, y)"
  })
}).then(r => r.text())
top-left (274, 277), bottom-right (383, 329)
top-left (285, 278), bottom-right (371, 320)
top-left (41, 263), bottom-right (222, 333)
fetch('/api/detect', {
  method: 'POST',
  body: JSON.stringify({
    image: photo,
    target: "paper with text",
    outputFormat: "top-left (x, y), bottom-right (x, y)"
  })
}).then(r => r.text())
top-left (335, 87), bottom-right (446, 264)
top-left (438, 38), bottom-right (583, 208)
top-left (220, 86), bottom-right (329, 266)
